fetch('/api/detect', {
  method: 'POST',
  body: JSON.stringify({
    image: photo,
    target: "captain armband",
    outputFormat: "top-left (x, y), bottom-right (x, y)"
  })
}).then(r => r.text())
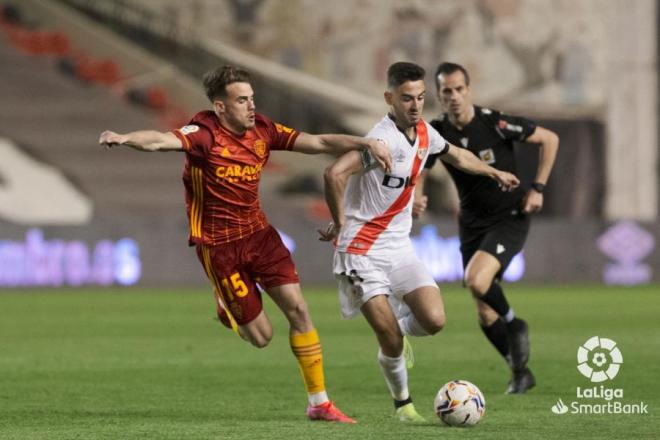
top-left (360, 148), bottom-right (373, 169)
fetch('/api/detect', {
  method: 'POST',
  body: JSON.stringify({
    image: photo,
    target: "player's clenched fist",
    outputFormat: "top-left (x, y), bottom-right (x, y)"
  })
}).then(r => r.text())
top-left (99, 130), bottom-right (126, 148)
top-left (317, 222), bottom-right (340, 242)
top-left (412, 195), bottom-right (428, 219)
top-left (493, 170), bottom-right (520, 192)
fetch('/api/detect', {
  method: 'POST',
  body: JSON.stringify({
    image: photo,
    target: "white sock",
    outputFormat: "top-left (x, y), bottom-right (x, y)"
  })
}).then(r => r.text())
top-left (308, 391), bottom-right (329, 407)
top-left (504, 308), bottom-right (515, 323)
top-left (397, 314), bottom-right (430, 337)
top-left (377, 349), bottom-right (409, 401)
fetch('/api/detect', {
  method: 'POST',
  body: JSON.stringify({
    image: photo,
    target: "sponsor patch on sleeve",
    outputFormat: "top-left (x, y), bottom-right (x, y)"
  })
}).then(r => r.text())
top-left (498, 120), bottom-right (523, 133)
top-left (275, 123), bottom-right (294, 134)
top-left (180, 125), bottom-right (200, 135)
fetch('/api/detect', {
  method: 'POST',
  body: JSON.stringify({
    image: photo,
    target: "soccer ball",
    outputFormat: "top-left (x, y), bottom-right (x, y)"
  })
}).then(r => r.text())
top-left (434, 380), bottom-right (486, 427)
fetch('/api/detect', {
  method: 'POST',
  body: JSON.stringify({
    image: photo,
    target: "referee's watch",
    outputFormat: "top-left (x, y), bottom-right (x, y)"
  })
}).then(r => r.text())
top-left (530, 182), bottom-right (546, 193)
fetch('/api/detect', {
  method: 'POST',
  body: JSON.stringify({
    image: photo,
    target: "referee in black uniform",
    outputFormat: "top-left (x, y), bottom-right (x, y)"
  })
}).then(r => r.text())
top-left (415, 62), bottom-right (559, 394)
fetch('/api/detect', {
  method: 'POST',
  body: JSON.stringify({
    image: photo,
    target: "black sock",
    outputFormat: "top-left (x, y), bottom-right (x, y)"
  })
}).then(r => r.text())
top-left (480, 282), bottom-right (512, 319)
top-left (480, 319), bottom-right (510, 360)
top-left (394, 396), bottom-right (413, 409)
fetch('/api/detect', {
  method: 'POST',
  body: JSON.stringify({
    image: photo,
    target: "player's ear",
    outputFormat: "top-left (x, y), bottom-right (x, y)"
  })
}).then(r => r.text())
top-left (384, 90), bottom-right (393, 106)
top-left (213, 99), bottom-right (225, 116)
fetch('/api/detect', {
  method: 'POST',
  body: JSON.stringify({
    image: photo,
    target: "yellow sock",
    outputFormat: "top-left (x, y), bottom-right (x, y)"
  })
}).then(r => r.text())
top-left (290, 329), bottom-right (326, 394)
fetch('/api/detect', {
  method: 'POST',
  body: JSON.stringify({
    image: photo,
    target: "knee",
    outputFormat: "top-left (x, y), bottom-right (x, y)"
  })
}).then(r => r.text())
top-left (250, 337), bottom-right (269, 348)
top-left (246, 330), bottom-right (272, 348)
top-left (423, 310), bottom-right (446, 335)
top-left (239, 323), bottom-right (273, 348)
top-left (464, 271), bottom-right (491, 297)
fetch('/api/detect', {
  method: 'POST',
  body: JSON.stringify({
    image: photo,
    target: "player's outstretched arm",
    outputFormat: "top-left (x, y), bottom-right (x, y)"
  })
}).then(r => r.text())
top-left (99, 130), bottom-right (183, 152)
top-left (318, 150), bottom-right (363, 242)
top-left (292, 133), bottom-right (392, 172)
top-left (521, 126), bottom-right (560, 214)
top-left (441, 144), bottom-right (520, 191)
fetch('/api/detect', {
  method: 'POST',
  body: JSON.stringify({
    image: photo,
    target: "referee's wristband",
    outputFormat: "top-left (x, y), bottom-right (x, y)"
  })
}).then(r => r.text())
top-left (530, 182), bottom-right (546, 193)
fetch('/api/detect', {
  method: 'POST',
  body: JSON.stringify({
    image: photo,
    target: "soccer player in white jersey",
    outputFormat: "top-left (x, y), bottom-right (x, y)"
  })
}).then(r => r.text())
top-left (319, 62), bottom-right (520, 422)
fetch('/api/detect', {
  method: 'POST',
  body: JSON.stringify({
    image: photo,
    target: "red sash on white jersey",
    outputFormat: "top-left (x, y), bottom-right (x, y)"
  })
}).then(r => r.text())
top-left (347, 120), bottom-right (428, 255)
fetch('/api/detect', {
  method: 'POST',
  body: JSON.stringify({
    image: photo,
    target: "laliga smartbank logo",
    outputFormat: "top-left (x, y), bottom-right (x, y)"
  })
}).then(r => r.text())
top-left (577, 336), bottom-right (622, 382)
top-left (551, 336), bottom-right (648, 415)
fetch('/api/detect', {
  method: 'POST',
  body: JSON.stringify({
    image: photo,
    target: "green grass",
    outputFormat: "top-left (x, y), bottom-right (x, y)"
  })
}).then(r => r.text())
top-left (0, 285), bottom-right (658, 439)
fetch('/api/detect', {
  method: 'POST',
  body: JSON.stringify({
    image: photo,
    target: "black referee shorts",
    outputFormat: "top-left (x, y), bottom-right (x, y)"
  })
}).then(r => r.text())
top-left (459, 211), bottom-right (530, 278)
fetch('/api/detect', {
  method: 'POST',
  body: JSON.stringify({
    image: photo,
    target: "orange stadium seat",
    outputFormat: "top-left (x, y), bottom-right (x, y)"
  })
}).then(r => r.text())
top-left (145, 87), bottom-right (168, 109)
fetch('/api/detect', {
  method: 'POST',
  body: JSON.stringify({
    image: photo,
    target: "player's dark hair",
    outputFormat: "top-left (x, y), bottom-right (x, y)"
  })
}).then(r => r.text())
top-left (434, 62), bottom-right (470, 90)
top-left (203, 65), bottom-right (251, 101)
top-left (387, 62), bottom-right (425, 89)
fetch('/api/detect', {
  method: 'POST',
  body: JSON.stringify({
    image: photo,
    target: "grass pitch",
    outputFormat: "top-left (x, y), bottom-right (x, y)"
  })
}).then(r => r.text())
top-left (0, 284), bottom-right (658, 439)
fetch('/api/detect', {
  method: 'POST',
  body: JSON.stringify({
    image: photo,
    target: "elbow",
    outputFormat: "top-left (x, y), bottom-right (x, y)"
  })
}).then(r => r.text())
top-left (551, 132), bottom-right (560, 149)
top-left (324, 164), bottom-right (340, 184)
top-left (545, 130), bottom-right (559, 148)
top-left (143, 143), bottom-right (160, 152)
top-left (324, 162), bottom-right (349, 187)
top-left (541, 130), bottom-right (560, 151)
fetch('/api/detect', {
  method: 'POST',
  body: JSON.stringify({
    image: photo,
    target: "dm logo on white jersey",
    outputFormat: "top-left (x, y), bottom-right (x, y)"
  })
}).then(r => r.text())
top-left (382, 174), bottom-right (411, 189)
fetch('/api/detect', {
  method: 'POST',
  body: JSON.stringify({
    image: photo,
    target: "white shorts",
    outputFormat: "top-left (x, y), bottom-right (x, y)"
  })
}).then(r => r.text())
top-left (333, 242), bottom-right (437, 319)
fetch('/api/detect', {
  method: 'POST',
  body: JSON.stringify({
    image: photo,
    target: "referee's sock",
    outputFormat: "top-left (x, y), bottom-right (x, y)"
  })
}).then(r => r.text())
top-left (480, 281), bottom-right (515, 323)
top-left (480, 318), bottom-right (510, 360)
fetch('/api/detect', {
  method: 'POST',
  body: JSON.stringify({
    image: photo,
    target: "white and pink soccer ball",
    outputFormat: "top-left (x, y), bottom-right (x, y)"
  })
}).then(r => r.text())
top-left (434, 380), bottom-right (486, 427)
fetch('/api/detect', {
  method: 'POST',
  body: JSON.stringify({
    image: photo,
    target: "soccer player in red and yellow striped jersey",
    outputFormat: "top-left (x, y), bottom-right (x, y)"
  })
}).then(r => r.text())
top-left (99, 65), bottom-right (393, 424)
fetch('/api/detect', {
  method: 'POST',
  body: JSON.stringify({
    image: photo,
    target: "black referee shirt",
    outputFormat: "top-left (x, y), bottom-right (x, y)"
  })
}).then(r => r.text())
top-left (426, 105), bottom-right (536, 228)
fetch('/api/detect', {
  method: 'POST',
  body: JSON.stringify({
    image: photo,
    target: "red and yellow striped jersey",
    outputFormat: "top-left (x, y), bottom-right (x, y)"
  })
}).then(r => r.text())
top-left (172, 111), bottom-right (299, 246)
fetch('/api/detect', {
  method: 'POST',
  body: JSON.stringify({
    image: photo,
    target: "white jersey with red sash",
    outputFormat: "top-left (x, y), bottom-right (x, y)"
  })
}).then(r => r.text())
top-left (335, 115), bottom-right (448, 256)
